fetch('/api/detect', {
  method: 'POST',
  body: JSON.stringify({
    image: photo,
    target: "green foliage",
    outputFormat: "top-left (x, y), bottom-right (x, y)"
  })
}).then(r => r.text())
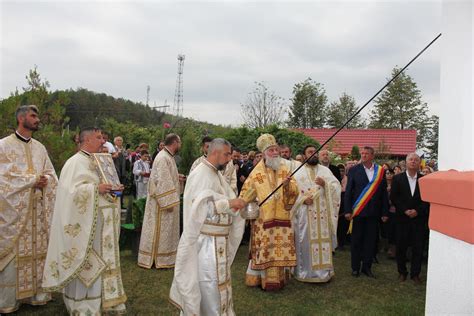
top-left (223, 125), bottom-right (319, 156)
top-left (326, 92), bottom-right (365, 128)
top-left (369, 67), bottom-right (430, 148)
top-left (178, 130), bottom-right (200, 174)
top-left (132, 197), bottom-right (147, 229)
top-left (288, 78), bottom-right (327, 128)
top-left (241, 82), bottom-right (286, 128)
top-left (350, 145), bottom-right (361, 160)
top-left (426, 115), bottom-right (439, 158)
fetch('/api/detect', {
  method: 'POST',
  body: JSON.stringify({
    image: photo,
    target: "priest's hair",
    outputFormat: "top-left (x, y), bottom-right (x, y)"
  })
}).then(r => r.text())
top-left (79, 127), bottom-right (102, 144)
top-left (208, 138), bottom-right (231, 154)
top-left (15, 105), bottom-right (39, 124)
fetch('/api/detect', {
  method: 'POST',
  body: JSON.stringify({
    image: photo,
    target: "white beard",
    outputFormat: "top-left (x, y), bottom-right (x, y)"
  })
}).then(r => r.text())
top-left (265, 156), bottom-right (281, 171)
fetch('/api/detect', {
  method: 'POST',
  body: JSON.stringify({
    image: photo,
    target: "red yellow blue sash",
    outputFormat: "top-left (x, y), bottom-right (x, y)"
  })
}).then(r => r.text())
top-left (348, 164), bottom-right (384, 233)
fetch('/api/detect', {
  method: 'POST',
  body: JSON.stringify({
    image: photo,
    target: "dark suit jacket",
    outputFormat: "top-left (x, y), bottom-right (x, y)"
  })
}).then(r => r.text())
top-left (344, 163), bottom-right (389, 217)
top-left (390, 172), bottom-right (429, 223)
top-left (329, 164), bottom-right (342, 182)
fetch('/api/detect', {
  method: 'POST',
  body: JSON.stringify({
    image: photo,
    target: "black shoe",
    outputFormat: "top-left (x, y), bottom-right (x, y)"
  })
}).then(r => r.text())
top-left (351, 270), bottom-right (360, 277)
top-left (361, 268), bottom-right (376, 278)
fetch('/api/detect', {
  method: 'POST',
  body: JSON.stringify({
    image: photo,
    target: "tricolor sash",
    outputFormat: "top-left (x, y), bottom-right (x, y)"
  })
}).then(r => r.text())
top-left (348, 164), bottom-right (384, 233)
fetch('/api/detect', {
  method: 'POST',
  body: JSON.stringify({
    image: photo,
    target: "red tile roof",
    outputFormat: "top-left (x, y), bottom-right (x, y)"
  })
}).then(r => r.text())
top-left (295, 128), bottom-right (417, 156)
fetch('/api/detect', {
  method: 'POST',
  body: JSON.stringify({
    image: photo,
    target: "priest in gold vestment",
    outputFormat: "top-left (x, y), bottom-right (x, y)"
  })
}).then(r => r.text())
top-left (43, 128), bottom-right (126, 315)
top-left (291, 145), bottom-right (341, 283)
top-left (0, 105), bottom-right (58, 313)
top-left (240, 134), bottom-right (299, 291)
top-left (138, 133), bottom-right (184, 269)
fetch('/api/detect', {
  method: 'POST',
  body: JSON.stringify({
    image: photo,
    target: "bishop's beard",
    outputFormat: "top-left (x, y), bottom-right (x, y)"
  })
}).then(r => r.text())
top-left (265, 156), bottom-right (281, 171)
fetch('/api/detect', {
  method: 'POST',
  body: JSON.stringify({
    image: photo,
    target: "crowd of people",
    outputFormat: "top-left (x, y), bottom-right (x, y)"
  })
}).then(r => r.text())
top-left (0, 105), bottom-right (435, 315)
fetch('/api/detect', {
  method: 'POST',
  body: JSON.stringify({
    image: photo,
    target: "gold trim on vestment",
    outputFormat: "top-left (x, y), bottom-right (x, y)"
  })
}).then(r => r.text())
top-left (63, 293), bottom-right (101, 302)
top-left (43, 185), bottom-right (100, 293)
top-left (0, 304), bottom-right (20, 314)
top-left (294, 271), bottom-right (334, 283)
top-left (251, 259), bottom-right (297, 271)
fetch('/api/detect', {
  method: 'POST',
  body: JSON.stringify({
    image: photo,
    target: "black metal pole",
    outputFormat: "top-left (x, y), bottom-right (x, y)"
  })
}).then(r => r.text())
top-left (258, 33), bottom-right (442, 207)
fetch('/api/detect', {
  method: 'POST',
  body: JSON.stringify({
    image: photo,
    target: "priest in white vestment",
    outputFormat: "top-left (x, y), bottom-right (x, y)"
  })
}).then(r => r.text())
top-left (190, 136), bottom-right (238, 195)
top-left (138, 133), bottom-right (184, 269)
top-left (0, 105), bottom-right (58, 313)
top-left (170, 138), bottom-right (246, 315)
top-left (43, 128), bottom-right (127, 315)
top-left (291, 145), bottom-right (341, 283)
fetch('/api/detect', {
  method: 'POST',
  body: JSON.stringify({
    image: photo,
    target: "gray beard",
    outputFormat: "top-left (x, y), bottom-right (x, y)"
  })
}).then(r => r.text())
top-left (265, 156), bottom-right (281, 171)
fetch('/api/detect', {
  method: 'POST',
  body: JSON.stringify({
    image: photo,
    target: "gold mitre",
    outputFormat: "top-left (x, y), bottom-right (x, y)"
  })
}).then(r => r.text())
top-left (256, 133), bottom-right (277, 152)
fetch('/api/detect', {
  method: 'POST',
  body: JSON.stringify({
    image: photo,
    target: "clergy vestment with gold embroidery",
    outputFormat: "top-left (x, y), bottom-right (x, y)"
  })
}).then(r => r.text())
top-left (291, 164), bottom-right (341, 283)
top-left (138, 148), bottom-right (180, 269)
top-left (170, 160), bottom-right (245, 315)
top-left (239, 160), bottom-right (299, 290)
top-left (0, 133), bottom-right (58, 313)
top-left (42, 151), bottom-right (126, 315)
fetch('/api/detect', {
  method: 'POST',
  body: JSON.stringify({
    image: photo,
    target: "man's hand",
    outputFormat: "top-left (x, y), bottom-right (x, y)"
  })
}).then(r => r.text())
top-left (344, 213), bottom-right (352, 221)
top-left (404, 209), bottom-right (418, 218)
top-left (239, 175), bottom-right (246, 183)
top-left (99, 183), bottom-right (113, 194)
top-left (229, 198), bottom-right (247, 210)
top-left (304, 197), bottom-right (313, 205)
top-left (315, 176), bottom-right (325, 187)
top-left (381, 216), bottom-right (389, 223)
top-left (179, 174), bottom-right (186, 183)
top-left (34, 175), bottom-right (48, 189)
top-left (282, 176), bottom-right (292, 186)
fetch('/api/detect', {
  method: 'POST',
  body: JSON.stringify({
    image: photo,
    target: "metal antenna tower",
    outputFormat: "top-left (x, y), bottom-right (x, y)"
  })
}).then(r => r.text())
top-left (173, 54), bottom-right (185, 116)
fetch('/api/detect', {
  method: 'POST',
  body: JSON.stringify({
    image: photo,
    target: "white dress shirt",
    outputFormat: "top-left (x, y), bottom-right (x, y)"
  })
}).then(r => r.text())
top-left (406, 171), bottom-right (418, 196)
top-left (364, 163), bottom-right (375, 181)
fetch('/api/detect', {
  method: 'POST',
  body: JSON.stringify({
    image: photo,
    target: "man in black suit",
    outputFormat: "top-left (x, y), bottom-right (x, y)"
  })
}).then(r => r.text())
top-left (390, 153), bottom-right (429, 285)
top-left (344, 146), bottom-right (389, 278)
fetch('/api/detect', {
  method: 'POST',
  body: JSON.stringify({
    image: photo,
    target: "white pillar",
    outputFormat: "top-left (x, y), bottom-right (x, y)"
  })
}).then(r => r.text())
top-left (424, 1), bottom-right (474, 315)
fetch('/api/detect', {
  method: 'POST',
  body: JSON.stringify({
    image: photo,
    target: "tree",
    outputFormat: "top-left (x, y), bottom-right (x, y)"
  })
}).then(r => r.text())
top-left (241, 82), bottom-right (286, 128)
top-left (350, 145), bottom-right (361, 160)
top-left (287, 78), bottom-right (327, 128)
top-left (426, 115), bottom-right (439, 158)
top-left (223, 125), bottom-right (319, 156)
top-left (326, 92), bottom-right (365, 129)
top-left (368, 67), bottom-right (430, 147)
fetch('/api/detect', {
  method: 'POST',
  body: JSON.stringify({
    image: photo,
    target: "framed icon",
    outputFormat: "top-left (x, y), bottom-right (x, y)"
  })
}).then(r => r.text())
top-left (91, 153), bottom-right (121, 190)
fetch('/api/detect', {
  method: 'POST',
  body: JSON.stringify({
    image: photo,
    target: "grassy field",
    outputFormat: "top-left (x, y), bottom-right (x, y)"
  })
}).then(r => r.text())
top-left (15, 243), bottom-right (426, 315)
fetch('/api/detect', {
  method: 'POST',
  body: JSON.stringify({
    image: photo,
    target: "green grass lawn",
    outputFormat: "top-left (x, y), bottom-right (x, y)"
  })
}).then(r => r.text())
top-left (14, 243), bottom-right (425, 315)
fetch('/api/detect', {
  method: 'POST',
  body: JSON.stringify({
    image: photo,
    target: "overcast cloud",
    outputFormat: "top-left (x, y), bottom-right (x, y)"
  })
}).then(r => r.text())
top-left (1, 0), bottom-right (441, 126)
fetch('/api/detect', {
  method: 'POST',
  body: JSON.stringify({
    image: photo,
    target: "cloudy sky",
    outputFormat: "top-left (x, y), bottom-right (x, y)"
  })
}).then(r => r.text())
top-left (1, 0), bottom-right (441, 126)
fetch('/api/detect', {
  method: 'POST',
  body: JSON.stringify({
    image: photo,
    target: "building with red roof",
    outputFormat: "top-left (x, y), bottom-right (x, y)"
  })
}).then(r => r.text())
top-left (295, 128), bottom-right (417, 158)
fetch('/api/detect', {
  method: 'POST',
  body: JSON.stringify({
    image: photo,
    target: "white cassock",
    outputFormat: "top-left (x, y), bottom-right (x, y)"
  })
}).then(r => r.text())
top-left (291, 164), bottom-right (341, 283)
top-left (170, 159), bottom-right (245, 315)
top-left (42, 151), bottom-right (126, 315)
top-left (0, 133), bottom-right (57, 313)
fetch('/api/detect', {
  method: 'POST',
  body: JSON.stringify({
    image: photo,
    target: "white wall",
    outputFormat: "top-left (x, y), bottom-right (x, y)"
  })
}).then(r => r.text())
top-left (425, 1), bottom-right (474, 314)
top-left (425, 231), bottom-right (473, 315)
top-left (438, 0), bottom-right (473, 171)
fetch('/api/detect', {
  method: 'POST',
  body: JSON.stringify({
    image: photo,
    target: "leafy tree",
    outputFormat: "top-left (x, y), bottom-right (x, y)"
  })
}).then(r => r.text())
top-left (223, 125), bottom-right (319, 156)
top-left (326, 92), bottom-right (365, 129)
top-left (241, 82), bottom-right (286, 128)
top-left (426, 115), bottom-right (439, 158)
top-left (350, 145), bottom-right (361, 160)
top-left (288, 78), bottom-right (327, 128)
top-left (368, 67), bottom-right (430, 147)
